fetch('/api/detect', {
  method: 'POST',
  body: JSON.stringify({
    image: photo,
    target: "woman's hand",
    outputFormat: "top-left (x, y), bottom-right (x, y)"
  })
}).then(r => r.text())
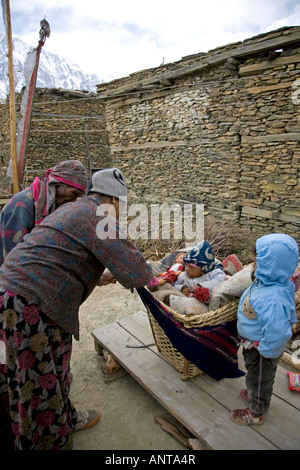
top-left (101, 269), bottom-right (117, 285)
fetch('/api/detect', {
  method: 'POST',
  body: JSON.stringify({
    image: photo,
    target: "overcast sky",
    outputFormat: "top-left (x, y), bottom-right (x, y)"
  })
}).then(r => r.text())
top-left (5, 0), bottom-right (300, 82)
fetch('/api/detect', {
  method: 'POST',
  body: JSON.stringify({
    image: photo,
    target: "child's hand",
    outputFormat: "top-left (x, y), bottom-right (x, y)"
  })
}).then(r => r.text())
top-left (192, 286), bottom-right (210, 303)
top-left (191, 284), bottom-right (201, 293)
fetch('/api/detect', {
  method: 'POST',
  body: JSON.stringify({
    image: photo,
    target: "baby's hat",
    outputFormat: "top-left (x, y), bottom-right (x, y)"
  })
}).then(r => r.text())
top-left (183, 241), bottom-right (219, 273)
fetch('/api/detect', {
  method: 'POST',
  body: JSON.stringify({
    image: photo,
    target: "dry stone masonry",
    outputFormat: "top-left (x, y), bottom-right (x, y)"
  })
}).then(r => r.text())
top-left (96, 26), bottom-right (300, 241)
top-left (0, 26), bottom-right (299, 242)
top-left (0, 88), bottom-right (111, 191)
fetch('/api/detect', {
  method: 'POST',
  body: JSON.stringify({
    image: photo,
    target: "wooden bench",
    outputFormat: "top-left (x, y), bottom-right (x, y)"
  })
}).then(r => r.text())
top-left (92, 310), bottom-right (300, 450)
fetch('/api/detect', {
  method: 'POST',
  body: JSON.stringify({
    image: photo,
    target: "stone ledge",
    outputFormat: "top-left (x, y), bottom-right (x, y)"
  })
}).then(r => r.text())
top-left (97, 29), bottom-right (300, 99)
top-left (241, 206), bottom-right (300, 225)
top-left (241, 206), bottom-right (279, 219)
top-left (239, 54), bottom-right (300, 76)
top-left (281, 207), bottom-right (300, 218)
top-left (243, 81), bottom-right (293, 94)
top-left (277, 212), bottom-right (300, 225)
top-left (241, 133), bottom-right (300, 144)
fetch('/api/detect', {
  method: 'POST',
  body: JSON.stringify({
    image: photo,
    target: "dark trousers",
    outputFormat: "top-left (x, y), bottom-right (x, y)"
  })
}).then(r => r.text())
top-left (243, 347), bottom-right (281, 416)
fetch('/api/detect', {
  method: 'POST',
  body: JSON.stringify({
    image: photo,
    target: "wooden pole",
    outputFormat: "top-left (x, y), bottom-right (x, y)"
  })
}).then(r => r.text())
top-left (18, 42), bottom-right (42, 188)
top-left (281, 351), bottom-right (300, 372)
top-left (5, 0), bottom-right (19, 194)
top-left (17, 19), bottom-right (50, 188)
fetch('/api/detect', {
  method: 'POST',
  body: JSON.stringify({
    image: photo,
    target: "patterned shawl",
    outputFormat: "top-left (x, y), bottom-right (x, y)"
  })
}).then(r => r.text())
top-left (30, 160), bottom-right (87, 224)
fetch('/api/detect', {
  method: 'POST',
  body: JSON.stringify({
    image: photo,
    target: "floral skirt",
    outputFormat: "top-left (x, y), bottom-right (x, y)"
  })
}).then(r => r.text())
top-left (0, 289), bottom-right (77, 450)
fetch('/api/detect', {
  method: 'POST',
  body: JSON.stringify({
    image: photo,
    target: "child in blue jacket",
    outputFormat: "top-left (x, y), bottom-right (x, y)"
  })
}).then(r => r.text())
top-left (232, 233), bottom-right (299, 425)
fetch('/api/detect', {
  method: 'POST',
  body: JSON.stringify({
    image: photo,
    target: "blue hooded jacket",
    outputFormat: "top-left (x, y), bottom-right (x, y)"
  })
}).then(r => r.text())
top-left (237, 233), bottom-right (299, 358)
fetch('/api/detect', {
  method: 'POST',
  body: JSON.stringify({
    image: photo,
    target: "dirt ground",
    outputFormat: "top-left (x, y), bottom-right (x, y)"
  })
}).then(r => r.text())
top-left (70, 282), bottom-right (186, 451)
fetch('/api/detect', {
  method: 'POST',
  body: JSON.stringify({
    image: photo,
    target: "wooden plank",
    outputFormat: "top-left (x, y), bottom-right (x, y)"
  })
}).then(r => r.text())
top-left (237, 346), bottom-right (300, 411)
top-left (239, 54), bottom-right (300, 76)
top-left (121, 312), bottom-right (300, 449)
top-left (118, 310), bottom-right (156, 345)
top-left (92, 320), bottom-right (277, 450)
top-left (271, 366), bottom-right (300, 410)
top-left (121, 312), bottom-right (300, 409)
top-left (192, 372), bottom-right (300, 450)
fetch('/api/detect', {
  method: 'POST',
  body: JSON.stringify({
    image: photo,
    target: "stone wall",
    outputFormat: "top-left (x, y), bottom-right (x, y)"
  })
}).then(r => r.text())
top-left (0, 26), bottom-right (299, 242)
top-left (0, 88), bottom-right (111, 192)
top-left (96, 26), bottom-right (300, 241)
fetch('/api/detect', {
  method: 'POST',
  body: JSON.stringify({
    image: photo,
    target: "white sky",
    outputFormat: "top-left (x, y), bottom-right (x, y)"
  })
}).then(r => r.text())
top-left (6, 0), bottom-right (300, 82)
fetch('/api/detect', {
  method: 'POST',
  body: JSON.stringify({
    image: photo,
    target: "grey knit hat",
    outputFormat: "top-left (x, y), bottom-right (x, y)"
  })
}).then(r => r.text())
top-left (89, 168), bottom-right (127, 198)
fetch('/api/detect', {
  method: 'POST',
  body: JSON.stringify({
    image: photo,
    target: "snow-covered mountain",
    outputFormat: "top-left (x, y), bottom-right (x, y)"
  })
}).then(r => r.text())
top-left (0, 34), bottom-right (103, 99)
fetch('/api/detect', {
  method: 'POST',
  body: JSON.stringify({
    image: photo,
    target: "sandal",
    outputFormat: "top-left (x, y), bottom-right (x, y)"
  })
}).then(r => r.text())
top-left (231, 408), bottom-right (264, 426)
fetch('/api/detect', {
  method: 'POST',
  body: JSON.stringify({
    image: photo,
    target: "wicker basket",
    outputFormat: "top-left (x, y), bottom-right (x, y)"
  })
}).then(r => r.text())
top-left (146, 295), bottom-right (239, 380)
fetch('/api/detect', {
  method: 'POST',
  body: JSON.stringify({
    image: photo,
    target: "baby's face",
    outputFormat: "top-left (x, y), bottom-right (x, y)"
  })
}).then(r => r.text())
top-left (184, 263), bottom-right (203, 278)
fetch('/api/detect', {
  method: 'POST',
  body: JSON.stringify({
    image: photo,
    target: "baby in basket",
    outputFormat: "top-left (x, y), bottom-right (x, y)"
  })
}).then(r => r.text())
top-left (173, 241), bottom-right (226, 303)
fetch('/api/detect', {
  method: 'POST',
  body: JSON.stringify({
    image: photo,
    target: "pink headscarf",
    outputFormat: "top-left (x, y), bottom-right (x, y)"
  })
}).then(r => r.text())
top-left (31, 160), bottom-right (88, 224)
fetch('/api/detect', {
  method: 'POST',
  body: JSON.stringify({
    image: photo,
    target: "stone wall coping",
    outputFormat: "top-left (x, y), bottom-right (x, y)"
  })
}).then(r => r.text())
top-left (96, 27), bottom-right (300, 99)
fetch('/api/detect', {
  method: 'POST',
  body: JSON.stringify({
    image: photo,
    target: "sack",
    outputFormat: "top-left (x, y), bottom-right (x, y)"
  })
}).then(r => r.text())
top-left (209, 264), bottom-right (253, 310)
top-left (169, 295), bottom-right (208, 315)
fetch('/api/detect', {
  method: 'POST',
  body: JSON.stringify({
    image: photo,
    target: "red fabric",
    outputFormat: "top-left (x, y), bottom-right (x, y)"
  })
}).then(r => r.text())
top-left (222, 254), bottom-right (242, 275)
top-left (190, 286), bottom-right (210, 303)
top-left (160, 270), bottom-right (178, 284)
top-left (48, 175), bottom-right (86, 191)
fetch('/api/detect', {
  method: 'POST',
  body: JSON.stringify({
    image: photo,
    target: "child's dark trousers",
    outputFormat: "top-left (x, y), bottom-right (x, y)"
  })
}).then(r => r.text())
top-left (243, 347), bottom-right (281, 416)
